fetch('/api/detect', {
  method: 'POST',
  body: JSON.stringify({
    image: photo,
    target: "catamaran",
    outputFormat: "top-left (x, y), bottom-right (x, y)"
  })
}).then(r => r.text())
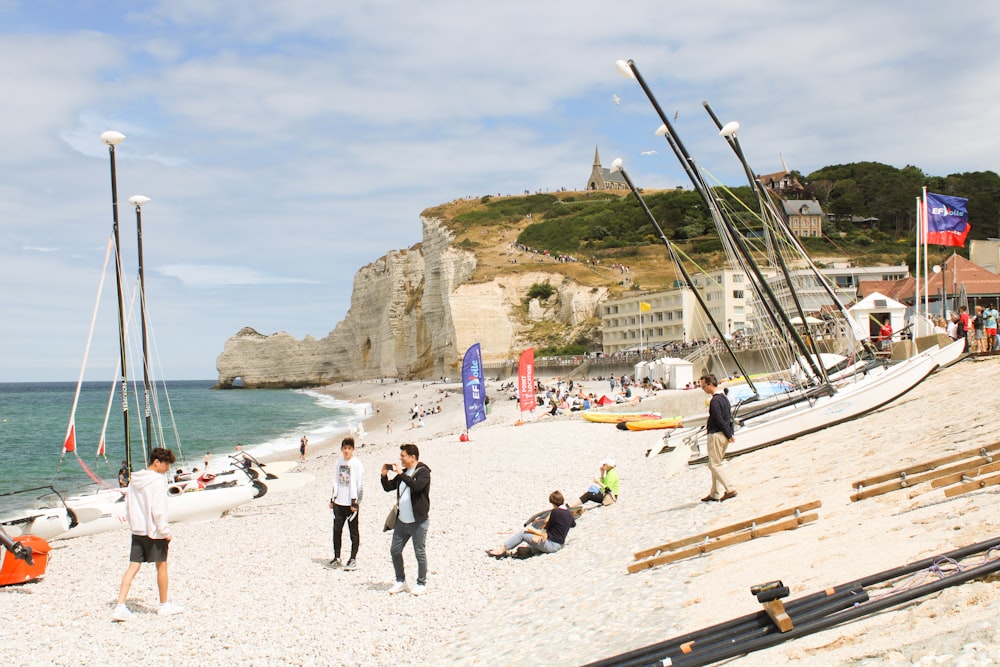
top-left (611, 59), bottom-right (963, 462)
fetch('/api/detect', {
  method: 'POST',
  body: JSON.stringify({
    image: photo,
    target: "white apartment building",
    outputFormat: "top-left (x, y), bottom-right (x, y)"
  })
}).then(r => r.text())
top-left (600, 263), bottom-right (910, 354)
top-left (601, 268), bottom-right (750, 354)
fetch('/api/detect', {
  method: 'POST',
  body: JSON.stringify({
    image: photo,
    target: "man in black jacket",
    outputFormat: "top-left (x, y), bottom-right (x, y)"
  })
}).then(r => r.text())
top-left (700, 375), bottom-right (737, 502)
top-left (381, 443), bottom-right (431, 595)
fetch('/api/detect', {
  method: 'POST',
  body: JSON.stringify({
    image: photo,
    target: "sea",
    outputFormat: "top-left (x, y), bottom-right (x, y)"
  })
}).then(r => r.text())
top-left (0, 380), bottom-right (368, 517)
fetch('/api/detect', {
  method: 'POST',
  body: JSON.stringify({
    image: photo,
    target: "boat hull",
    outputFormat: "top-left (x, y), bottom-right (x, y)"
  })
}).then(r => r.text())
top-left (667, 353), bottom-right (939, 464)
top-left (623, 417), bottom-right (683, 431)
top-left (582, 411), bottom-right (661, 424)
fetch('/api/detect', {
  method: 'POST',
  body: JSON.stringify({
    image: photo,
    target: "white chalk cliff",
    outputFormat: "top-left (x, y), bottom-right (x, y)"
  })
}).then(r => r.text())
top-left (216, 217), bottom-right (606, 388)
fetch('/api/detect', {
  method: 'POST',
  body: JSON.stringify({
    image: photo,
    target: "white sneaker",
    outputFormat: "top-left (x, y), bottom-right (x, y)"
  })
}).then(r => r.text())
top-left (111, 605), bottom-right (133, 622)
top-left (157, 602), bottom-right (184, 616)
top-left (388, 581), bottom-right (407, 594)
top-left (410, 584), bottom-right (426, 596)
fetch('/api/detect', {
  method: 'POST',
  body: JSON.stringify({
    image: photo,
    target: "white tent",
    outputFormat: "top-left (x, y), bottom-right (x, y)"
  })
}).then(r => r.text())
top-left (847, 291), bottom-right (907, 343)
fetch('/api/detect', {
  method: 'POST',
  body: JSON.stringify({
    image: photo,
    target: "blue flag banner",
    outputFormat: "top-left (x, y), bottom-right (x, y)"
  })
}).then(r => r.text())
top-left (926, 192), bottom-right (970, 247)
top-left (462, 343), bottom-right (487, 430)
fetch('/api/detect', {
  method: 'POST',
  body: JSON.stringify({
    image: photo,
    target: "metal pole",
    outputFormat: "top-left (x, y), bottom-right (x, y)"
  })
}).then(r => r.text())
top-left (134, 203), bottom-right (154, 457)
top-left (106, 141), bottom-right (131, 475)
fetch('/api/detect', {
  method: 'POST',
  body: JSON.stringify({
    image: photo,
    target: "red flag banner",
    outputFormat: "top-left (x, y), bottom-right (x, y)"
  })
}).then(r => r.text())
top-left (518, 348), bottom-right (536, 413)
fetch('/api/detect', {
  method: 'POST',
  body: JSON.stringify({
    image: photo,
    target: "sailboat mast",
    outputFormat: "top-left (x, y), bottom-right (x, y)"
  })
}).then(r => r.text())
top-left (618, 60), bottom-right (827, 384)
top-left (101, 131), bottom-right (131, 475)
top-left (614, 164), bottom-right (758, 393)
top-left (132, 197), bottom-right (154, 457)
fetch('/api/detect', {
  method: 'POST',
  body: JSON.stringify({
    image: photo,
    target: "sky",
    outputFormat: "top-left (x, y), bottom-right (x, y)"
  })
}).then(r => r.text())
top-left (1, 1), bottom-right (998, 382)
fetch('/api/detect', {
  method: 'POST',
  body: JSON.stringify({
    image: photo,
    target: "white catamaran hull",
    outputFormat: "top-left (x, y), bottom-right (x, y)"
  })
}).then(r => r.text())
top-left (665, 351), bottom-right (940, 464)
top-left (54, 484), bottom-right (254, 540)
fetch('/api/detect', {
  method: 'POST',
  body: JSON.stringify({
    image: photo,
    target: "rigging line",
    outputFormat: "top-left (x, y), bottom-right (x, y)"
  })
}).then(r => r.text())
top-left (145, 324), bottom-right (185, 457)
top-left (64, 235), bottom-right (116, 452)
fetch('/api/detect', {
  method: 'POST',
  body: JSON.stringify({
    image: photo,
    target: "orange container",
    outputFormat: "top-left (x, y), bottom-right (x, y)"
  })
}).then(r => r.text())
top-left (0, 535), bottom-right (50, 586)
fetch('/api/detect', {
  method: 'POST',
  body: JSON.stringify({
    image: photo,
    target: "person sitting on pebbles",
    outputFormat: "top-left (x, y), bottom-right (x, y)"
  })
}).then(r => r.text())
top-left (487, 491), bottom-right (576, 558)
top-left (574, 458), bottom-right (619, 507)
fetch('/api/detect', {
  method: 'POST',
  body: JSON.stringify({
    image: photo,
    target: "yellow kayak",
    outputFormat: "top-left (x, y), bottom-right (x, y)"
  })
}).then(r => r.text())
top-left (622, 416), bottom-right (683, 431)
top-left (582, 411), bottom-right (661, 424)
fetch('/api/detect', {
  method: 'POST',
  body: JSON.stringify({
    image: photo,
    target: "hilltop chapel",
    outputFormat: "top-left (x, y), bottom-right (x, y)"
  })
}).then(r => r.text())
top-left (585, 147), bottom-right (629, 191)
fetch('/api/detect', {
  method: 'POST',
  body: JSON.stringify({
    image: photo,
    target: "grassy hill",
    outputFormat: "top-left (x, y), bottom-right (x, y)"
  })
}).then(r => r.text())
top-left (423, 189), bottom-right (917, 303)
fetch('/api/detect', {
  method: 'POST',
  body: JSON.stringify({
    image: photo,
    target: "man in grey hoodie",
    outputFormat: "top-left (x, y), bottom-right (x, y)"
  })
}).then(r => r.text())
top-left (112, 447), bottom-right (183, 621)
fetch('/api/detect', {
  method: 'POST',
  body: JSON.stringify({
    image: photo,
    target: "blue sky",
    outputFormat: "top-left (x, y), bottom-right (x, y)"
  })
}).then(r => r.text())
top-left (1, 1), bottom-right (998, 381)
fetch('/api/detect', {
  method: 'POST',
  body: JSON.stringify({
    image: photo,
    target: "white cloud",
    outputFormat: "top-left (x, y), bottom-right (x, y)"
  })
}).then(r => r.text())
top-left (158, 264), bottom-right (319, 287)
top-left (1, 1), bottom-right (999, 380)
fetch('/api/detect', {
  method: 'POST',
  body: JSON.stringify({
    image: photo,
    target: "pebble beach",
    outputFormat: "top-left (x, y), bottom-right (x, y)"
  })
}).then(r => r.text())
top-left (3, 357), bottom-right (1000, 666)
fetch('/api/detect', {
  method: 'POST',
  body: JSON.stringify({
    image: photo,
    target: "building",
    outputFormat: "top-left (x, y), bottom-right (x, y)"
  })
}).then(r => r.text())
top-left (585, 146), bottom-right (628, 192)
top-left (758, 169), bottom-right (807, 197)
top-left (600, 262), bottom-right (909, 355)
top-left (781, 199), bottom-right (826, 238)
top-left (817, 263), bottom-right (909, 294)
top-left (601, 268), bottom-right (751, 354)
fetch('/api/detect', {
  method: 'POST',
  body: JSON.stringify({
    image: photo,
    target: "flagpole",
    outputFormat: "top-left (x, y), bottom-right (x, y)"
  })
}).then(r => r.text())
top-left (914, 196), bottom-right (921, 335)
top-left (922, 187), bottom-right (930, 323)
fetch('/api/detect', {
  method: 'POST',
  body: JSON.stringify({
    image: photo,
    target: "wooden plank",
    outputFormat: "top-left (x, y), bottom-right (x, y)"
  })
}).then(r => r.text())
top-left (762, 599), bottom-right (794, 632)
top-left (944, 471), bottom-right (1000, 498)
top-left (851, 442), bottom-right (1000, 489)
top-left (851, 455), bottom-right (1000, 501)
top-left (627, 513), bottom-right (819, 573)
top-left (632, 500), bottom-right (821, 560)
top-left (930, 460), bottom-right (1000, 489)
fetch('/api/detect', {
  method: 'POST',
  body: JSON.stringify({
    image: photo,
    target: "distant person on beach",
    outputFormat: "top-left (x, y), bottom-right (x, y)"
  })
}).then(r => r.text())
top-left (487, 491), bottom-right (575, 558)
top-left (203, 451), bottom-right (211, 470)
top-left (381, 443), bottom-right (431, 596)
top-left (386, 419), bottom-right (393, 435)
top-left (985, 304), bottom-right (999, 351)
top-left (959, 306), bottom-right (970, 351)
top-left (299, 435), bottom-right (308, 462)
top-left (701, 375), bottom-right (736, 503)
top-left (878, 317), bottom-right (893, 350)
top-left (328, 437), bottom-right (364, 571)
top-left (117, 460), bottom-right (130, 488)
top-left (112, 447), bottom-right (183, 621)
top-left (574, 459), bottom-right (619, 507)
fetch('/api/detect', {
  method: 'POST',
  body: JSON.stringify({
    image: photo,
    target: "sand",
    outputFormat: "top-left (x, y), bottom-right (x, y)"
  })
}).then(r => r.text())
top-left (3, 359), bottom-right (1000, 666)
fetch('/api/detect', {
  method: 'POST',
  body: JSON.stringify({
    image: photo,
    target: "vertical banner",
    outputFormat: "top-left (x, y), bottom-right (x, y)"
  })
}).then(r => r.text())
top-left (518, 348), bottom-right (536, 414)
top-left (462, 343), bottom-right (487, 431)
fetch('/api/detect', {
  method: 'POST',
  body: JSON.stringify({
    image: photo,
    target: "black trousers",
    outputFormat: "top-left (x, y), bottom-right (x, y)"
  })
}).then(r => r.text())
top-left (332, 504), bottom-right (360, 560)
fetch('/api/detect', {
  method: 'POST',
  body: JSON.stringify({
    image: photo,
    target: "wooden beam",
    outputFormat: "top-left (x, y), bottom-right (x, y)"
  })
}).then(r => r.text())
top-left (944, 471), bottom-right (1000, 498)
top-left (632, 500), bottom-right (821, 561)
top-left (628, 512), bottom-right (819, 573)
top-left (851, 442), bottom-right (1000, 490)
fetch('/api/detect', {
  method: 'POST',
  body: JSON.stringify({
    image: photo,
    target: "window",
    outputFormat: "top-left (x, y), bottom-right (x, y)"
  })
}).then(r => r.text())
top-left (734, 274), bottom-right (744, 283)
top-left (733, 290), bottom-right (744, 299)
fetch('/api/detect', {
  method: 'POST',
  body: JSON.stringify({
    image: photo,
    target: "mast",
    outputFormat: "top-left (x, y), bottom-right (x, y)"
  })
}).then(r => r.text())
top-left (130, 196), bottom-right (154, 457)
top-left (101, 131), bottom-right (131, 475)
top-left (616, 59), bottom-right (828, 384)
top-left (702, 101), bottom-right (878, 363)
top-left (613, 162), bottom-right (757, 393)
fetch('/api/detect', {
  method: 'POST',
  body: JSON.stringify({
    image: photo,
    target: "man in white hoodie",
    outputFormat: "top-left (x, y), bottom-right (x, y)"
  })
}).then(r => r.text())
top-left (112, 447), bottom-right (183, 621)
top-left (328, 437), bottom-right (365, 571)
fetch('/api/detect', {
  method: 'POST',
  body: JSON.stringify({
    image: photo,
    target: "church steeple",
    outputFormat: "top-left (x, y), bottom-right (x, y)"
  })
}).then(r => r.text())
top-left (593, 145), bottom-right (601, 167)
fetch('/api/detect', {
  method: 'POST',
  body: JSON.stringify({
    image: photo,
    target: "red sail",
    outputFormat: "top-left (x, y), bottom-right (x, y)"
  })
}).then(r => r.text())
top-left (62, 422), bottom-right (76, 453)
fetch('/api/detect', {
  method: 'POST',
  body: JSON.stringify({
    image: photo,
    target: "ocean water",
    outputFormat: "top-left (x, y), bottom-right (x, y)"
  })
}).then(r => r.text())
top-left (0, 380), bottom-right (368, 517)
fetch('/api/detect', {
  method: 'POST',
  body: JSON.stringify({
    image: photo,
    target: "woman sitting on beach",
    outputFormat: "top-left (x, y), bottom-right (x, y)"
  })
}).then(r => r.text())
top-left (574, 458), bottom-right (619, 507)
top-left (487, 491), bottom-right (576, 558)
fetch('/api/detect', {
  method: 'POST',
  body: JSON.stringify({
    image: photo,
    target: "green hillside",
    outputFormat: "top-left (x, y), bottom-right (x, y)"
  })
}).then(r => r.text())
top-left (424, 163), bottom-right (1000, 298)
